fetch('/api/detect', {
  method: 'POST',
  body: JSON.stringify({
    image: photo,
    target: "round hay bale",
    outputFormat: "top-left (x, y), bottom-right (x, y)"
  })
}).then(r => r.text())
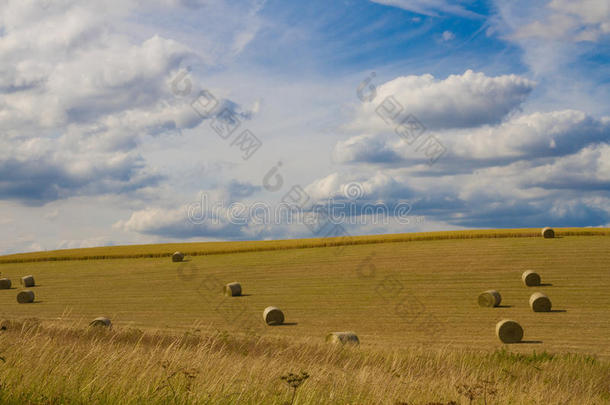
top-left (263, 306), bottom-right (284, 325)
top-left (326, 332), bottom-right (360, 345)
top-left (478, 290), bottom-right (502, 307)
top-left (529, 292), bottom-right (552, 312)
top-left (172, 252), bottom-right (184, 262)
top-left (21, 275), bottom-right (35, 287)
top-left (0, 278), bottom-right (11, 289)
top-left (522, 270), bottom-right (541, 286)
top-left (496, 319), bottom-right (523, 343)
top-left (224, 282), bottom-right (242, 297)
top-left (541, 227), bottom-right (555, 238)
top-left (17, 290), bottom-right (35, 304)
top-left (89, 317), bottom-right (112, 327)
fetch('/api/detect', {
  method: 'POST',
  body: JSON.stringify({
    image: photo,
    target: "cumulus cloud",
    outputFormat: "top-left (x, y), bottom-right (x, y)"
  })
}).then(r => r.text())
top-left (450, 110), bottom-right (610, 161)
top-left (327, 91), bottom-right (610, 230)
top-left (348, 70), bottom-right (535, 132)
top-left (332, 134), bottom-right (403, 164)
top-left (524, 143), bottom-right (610, 191)
top-left (0, 5), bottom-right (195, 130)
top-left (0, 137), bottom-right (162, 205)
top-left (114, 206), bottom-right (249, 239)
top-left (114, 201), bottom-right (297, 241)
top-left (0, 0), bottom-right (255, 205)
top-left (336, 110), bottom-right (610, 168)
top-left (114, 180), bottom-right (264, 239)
top-left (304, 172), bottom-right (413, 202)
top-left (114, 172), bottom-right (419, 240)
top-left (305, 147), bottom-right (610, 230)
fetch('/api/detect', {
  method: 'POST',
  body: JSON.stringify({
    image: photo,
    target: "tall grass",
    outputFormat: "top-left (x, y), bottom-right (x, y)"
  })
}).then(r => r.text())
top-left (2, 228), bottom-right (609, 264)
top-left (0, 320), bottom-right (607, 404)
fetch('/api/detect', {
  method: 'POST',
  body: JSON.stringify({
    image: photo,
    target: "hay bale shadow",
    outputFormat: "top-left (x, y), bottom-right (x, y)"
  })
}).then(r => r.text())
top-left (549, 309), bottom-right (567, 313)
top-left (496, 305), bottom-right (513, 308)
top-left (270, 322), bottom-right (298, 327)
top-left (539, 283), bottom-right (553, 287)
top-left (516, 340), bottom-right (543, 344)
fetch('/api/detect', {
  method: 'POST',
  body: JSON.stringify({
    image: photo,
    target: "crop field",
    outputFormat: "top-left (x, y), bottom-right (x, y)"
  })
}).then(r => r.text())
top-left (0, 228), bottom-right (608, 404)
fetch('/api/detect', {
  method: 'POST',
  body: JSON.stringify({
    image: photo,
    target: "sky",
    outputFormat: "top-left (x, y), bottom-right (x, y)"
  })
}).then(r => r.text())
top-left (1, 0), bottom-right (609, 254)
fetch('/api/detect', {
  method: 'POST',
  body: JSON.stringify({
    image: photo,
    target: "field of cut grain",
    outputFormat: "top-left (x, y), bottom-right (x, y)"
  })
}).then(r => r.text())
top-left (0, 229), bottom-right (609, 403)
top-left (1, 227), bottom-right (608, 264)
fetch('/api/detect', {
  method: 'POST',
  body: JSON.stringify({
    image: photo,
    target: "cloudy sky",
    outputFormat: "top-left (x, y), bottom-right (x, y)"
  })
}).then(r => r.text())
top-left (1, 0), bottom-right (609, 254)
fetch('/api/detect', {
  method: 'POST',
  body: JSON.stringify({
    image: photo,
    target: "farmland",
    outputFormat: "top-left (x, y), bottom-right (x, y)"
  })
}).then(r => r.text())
top-left (0, 228), bottom-right (608, 404)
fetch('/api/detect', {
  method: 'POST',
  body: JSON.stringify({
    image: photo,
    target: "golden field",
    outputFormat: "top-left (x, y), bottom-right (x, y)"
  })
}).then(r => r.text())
top-left (0, 228), bottom-right (608, 404)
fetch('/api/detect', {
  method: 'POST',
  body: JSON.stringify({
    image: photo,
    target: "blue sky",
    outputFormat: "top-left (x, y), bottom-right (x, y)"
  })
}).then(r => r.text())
top-left (1, 0), bottom-right (609, 253)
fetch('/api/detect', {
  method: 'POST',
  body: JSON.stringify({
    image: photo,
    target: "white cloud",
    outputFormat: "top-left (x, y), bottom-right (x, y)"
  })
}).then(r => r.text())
top-left (515, 0), bottom-right (610, 42)
top-left (43, 209), bottom-right (60, 221)
top-left (442, 30), bottom-right (455, 41)
top-left (0, 33), bottom-right (194, 130)
top-left (326, 101), bottom-right (610, 230)
top-left (348, 70), bottom-right (535, 132)
top-left (0, 0), bottom-right (258, 205)
top-left (305, 141), bottom-right (610, 230)
top-left (0, 136), bottom-right (162, 204)
top-left (56, 237), bottom-right (116, 250)
top-left (336, 109), bottom-right (610, 167)
top-left (370, 0), bottom-right (481, 18)
top-left (332, 134), bottom-right (403, 165)
top-left (490, 0), bottom-right (610, 117)
top-left (524, 143), bottom-right (610, 191)
top-left (449, 110), bottom-right (610, 162)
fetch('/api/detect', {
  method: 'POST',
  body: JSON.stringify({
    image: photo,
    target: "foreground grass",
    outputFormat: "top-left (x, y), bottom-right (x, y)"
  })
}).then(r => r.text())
top-left (0, 320), bottom-right (608, 404)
